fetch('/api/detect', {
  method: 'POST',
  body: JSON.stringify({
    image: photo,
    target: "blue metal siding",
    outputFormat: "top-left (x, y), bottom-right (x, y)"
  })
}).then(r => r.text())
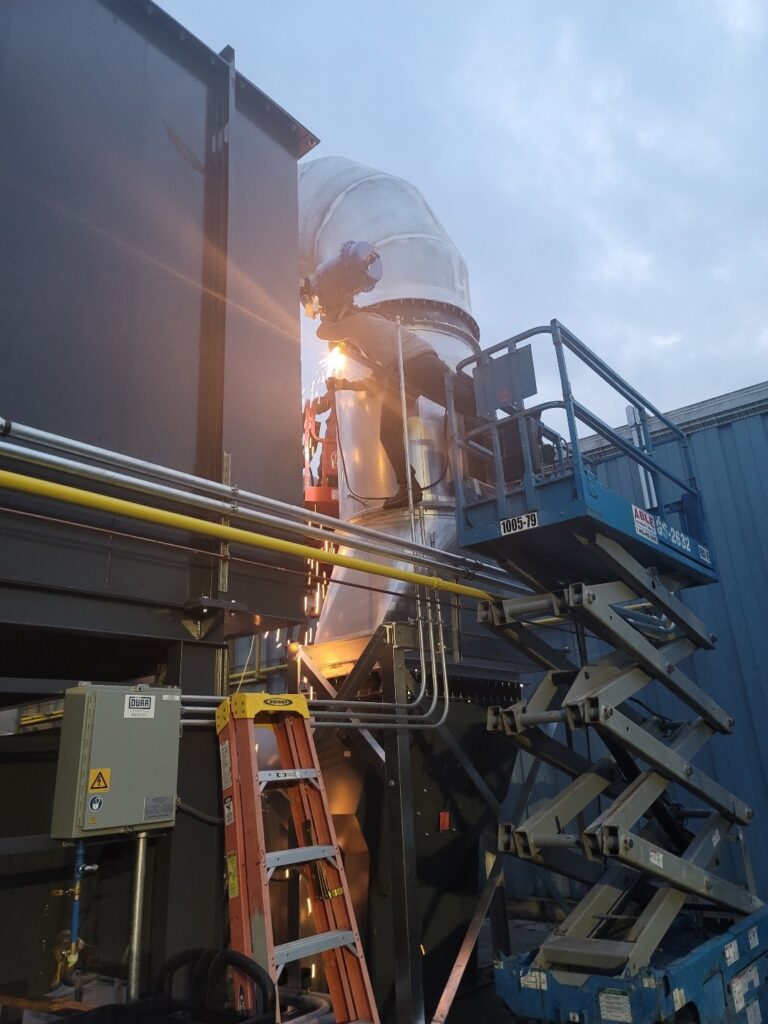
top-left (594, 409), bottom-right (768, 892)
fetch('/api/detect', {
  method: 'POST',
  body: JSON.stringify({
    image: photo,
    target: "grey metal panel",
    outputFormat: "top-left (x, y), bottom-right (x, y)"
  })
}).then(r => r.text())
top-left (0, 0), bottom-right (206, 469)
top-left (50, 684), bottom-right (181, 838)
top-left (222, 88), bottom-right (306, 611)
top-left (0, 0), bottom-right (315, 627)
top-left (594, 404), bottom-right (768, 893)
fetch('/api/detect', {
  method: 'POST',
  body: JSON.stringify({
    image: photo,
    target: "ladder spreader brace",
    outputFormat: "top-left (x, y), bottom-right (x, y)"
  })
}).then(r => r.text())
top-left (485, 532), bottom-right (761, 979)
top-left (216, 692), bottom-right (379, 1023)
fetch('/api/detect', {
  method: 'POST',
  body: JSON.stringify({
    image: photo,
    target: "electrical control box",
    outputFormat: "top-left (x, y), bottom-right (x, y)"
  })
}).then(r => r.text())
top-left (51, 684), bottom-right (182, 839)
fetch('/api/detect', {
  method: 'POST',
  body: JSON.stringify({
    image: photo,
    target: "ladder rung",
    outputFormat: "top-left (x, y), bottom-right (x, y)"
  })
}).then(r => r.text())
top-left (274, 929), bottom-right (356, 966)
top-left (259, 768), bottom-right (318, 785)
top-left (265, 845), bottom-right (336, 870)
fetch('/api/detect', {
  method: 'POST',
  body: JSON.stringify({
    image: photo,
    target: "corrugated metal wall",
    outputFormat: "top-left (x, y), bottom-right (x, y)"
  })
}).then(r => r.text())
top-left (593, 395), bottom-right (768, 892)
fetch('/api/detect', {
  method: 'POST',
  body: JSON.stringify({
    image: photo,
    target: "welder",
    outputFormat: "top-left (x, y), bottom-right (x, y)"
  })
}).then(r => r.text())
top-left (301, 241), bottom-right (476, 509)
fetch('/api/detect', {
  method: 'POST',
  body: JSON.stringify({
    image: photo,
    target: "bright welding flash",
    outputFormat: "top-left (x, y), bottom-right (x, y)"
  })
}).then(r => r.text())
top-left (324, 345), bottom-right (346, 377)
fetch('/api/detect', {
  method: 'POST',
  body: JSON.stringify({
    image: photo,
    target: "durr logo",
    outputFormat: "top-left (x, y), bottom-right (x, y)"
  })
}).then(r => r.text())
top-left (129, 696), bottom-right (152, 710)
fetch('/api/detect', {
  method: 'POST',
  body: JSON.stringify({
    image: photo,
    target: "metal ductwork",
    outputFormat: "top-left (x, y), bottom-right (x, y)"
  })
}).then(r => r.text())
top-left (299, 156), bottom-right (480, 641)
top-left (299, 156), bottom-right (475, 321)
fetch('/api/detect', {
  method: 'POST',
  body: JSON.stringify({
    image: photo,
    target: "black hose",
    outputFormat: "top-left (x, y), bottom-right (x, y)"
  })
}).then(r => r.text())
top-left (278, 989), bottom-right (333, 1023)
top-left (154, 947), bottom-right (276, 1023)
top-left (156, 945), bottom-right (208, 994)
top-left (208, 949), bottom-right (276, 1018)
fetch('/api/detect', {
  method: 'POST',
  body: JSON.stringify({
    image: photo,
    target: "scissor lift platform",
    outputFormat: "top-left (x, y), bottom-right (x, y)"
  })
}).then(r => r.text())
top-left (449, 319), bottom-right (716, 591)
top-left (461, 468), bottom-right (717, 590)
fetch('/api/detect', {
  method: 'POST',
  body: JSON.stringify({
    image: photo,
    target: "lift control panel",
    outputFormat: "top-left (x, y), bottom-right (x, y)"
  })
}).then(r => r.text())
top-left (51, 683), bottom-right (181, 839)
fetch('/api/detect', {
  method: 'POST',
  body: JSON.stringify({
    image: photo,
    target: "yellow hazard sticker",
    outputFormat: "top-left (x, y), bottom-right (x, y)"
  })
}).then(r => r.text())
top-left (88, 768), bottom-right (111, 793)
top-left (226, 851), bottom-right (239, 899)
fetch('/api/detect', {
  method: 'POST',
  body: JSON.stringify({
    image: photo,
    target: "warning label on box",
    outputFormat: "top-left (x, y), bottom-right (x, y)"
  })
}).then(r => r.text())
top-left (632, 505), bottom-right (658, 545)
top-left (88, 768), bottom-right (111, 793)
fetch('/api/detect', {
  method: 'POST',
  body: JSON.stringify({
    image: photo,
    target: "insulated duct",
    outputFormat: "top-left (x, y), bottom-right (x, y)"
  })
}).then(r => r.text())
top-left (299, 157), bottom-right (480, 641)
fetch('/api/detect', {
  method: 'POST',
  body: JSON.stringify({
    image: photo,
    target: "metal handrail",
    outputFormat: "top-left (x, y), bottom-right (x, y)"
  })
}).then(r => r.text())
top-left (449, 318), bottom-right (706, 534)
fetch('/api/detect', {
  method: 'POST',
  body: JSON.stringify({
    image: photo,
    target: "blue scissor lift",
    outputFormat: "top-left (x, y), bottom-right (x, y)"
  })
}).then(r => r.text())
top-left (446, 321), bottom-right (766, 1023)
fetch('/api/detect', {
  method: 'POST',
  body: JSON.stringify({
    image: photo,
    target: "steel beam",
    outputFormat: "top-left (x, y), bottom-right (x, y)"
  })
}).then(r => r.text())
top-left (592, 707), bottom-right (752, 825)
top-left (379, 644), bottom-right (425, 1024)
top-left (568, 583), bottom-right (732, 732)
top-left (429, 856), bottom-right (506, 1024)
top-left (601, 827), bottom-right (762, 915)
top-left (584, 533), bottom-right (714, 648)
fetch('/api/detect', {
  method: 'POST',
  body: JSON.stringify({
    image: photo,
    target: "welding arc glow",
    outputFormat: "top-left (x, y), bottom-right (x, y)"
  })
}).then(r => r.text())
top-left (322, 345), bottom-right (346, 378)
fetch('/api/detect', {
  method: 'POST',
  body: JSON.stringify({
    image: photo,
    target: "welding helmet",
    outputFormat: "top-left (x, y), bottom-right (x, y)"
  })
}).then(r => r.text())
top-left (300, 240), bottom-right (382, 320)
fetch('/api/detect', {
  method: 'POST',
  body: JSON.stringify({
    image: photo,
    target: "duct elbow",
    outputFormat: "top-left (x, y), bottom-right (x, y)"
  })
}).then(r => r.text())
top-left (298, 156), bottom-right (473, 319)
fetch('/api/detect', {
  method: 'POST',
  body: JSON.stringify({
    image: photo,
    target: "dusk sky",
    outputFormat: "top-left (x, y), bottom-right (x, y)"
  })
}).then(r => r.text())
top-left (157, 0), bottom-right (768, 425)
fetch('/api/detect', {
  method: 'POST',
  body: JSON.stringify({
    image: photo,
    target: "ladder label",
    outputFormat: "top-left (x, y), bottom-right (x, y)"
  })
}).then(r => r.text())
top-left (226, 851), bottom-right (239, 899)
top-left (632, 505), bottom-right (658, 545)
top-left (223, 795), bottom-right (234, 826)
top-left (219, 740), bottom-right (232, 790)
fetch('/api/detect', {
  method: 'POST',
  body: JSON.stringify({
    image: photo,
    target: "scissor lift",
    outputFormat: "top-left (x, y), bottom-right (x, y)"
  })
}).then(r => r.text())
top-left (447, 321), bottom-right (767, 1023)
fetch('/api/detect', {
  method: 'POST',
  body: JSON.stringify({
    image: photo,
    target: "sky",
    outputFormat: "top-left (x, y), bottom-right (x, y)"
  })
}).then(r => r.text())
top-left (157, 0), bottom-right (768, 426)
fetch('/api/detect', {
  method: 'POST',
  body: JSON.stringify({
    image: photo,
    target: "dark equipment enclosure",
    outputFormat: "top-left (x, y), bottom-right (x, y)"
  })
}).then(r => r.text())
top-left (0, 0), bottom-right (315, 996)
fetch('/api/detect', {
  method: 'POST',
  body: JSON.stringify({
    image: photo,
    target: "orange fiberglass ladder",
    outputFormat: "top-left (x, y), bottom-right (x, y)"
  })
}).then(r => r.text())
top-left (216, 693), bottom-right (379, 1024)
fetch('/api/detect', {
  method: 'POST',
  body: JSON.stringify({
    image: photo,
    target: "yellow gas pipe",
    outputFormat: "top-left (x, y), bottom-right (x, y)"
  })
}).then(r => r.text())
top-left (0, 469), bottom-right (495, 602)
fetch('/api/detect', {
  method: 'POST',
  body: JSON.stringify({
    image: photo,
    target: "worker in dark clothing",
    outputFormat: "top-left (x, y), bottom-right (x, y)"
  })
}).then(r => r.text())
top-left (302, 240), bottom-right (476, 509)
top-left (317, 310), bottom-right (477, 509)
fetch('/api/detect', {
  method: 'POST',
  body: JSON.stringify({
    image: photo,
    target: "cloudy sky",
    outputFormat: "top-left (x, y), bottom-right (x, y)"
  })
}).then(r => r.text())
top-left (158, 0), bottom-right (768, 425)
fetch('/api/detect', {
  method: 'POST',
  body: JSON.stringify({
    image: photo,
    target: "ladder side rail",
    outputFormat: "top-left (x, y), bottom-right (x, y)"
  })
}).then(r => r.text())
top-left (219, 714), bottom-right (273, 1013)
top-left (276, 716), bottom-right (356, 1019)
top-left (277, 714), bottom-right (380, 1024)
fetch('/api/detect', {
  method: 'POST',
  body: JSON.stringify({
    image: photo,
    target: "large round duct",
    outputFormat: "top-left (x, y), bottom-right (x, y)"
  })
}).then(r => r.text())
top-left (299, 156), bottom-right (478, 641)
top-left (299, 156), bottom-right (474, 317)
